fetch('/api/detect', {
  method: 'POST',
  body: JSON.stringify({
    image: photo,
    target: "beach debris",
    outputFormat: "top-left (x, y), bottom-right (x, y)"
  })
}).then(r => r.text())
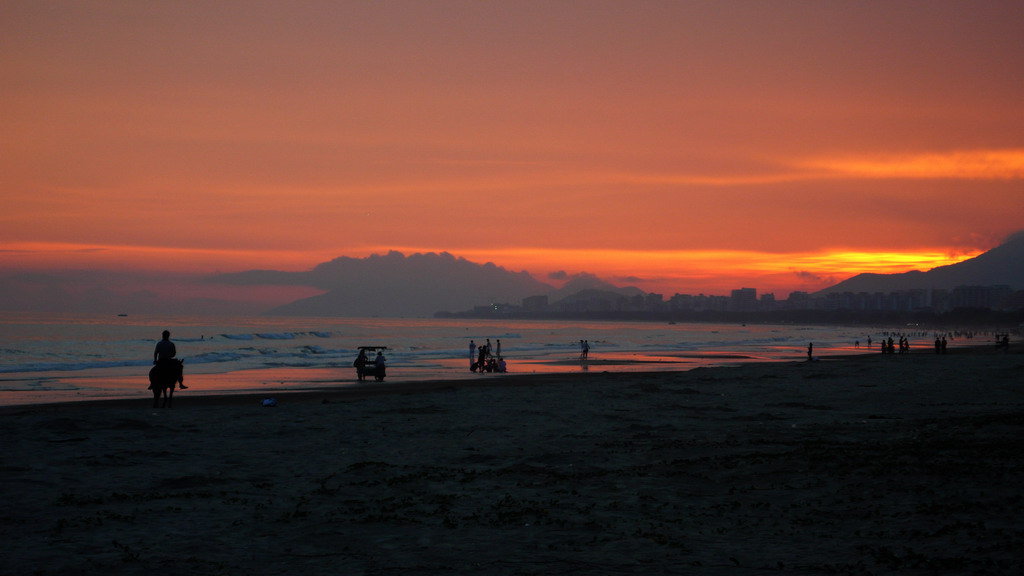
top-left (261, 398), bottom-right (277, 407)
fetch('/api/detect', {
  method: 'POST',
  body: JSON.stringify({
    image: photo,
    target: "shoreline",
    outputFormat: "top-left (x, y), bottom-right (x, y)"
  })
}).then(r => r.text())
top-left (4, 345), bottom-right (1022, 574)
top-left (2, 342), bottom-right (1013, 413)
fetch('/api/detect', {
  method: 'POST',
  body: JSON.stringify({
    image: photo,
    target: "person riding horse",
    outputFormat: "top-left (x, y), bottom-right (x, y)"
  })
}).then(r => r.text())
top-left (153, 330), bottom-right (187, 389)
top-left (149, 330), bottom-right (187, 408)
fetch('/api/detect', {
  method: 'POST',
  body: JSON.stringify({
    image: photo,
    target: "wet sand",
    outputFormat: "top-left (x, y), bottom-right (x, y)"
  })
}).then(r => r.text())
top-left (2, 346), bottom-right (1022, 575)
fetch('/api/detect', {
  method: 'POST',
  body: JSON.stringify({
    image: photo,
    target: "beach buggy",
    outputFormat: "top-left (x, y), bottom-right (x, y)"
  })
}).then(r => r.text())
top-left (353, 346), bottom-right (388, 381)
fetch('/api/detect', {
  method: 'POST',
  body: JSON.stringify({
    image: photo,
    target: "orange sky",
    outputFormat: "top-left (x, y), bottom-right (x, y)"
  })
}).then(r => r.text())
top-left (2, 1), bottom-right (1022, 301)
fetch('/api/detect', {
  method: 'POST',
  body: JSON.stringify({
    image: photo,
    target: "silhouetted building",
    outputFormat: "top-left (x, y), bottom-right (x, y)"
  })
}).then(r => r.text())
top-left (646, 293), bottom-right (664, 311)
top-left (785, 291), bottom-right (814, 310)
top-left (668, 293), bottom-right (694, 311)
top-left (454, 282), bottom-right (1021, 319)
top-left (730, 288), bottom-right (757, 312)
top-left (950, 285), bottom-right (1013, 310)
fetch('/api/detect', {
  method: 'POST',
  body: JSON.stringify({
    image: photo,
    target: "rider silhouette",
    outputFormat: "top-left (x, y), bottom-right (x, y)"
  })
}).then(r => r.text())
top-left (154, 330), bottom-right (187, 389)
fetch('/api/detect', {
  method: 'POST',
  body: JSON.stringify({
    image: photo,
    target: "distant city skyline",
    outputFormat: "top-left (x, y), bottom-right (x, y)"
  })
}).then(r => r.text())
top-left (2, 2), bottom-right (1022, 302)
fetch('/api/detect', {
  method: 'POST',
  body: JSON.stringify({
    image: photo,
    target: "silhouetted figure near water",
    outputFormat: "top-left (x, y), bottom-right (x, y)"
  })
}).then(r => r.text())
top-left (354, 349), bottom-right (368, 381)
top-left (472, 345), bottom-right (487, 372)
top-left (807, 343), bottom-right (813, 361)
top-left (579, 339), bottom-right (591, 361)
top-left (373, 350), bottom-right (386, 381)
top-left (935, 337), bottom-right (942, 354)
top-left (154, 330), bottom-right (175, 365)
top-left (148, 358), bottom-right (183, 408)
top-left (941, 336), bottom-right (948, 354)
top-left (153, 330), bottom-right (187, 389)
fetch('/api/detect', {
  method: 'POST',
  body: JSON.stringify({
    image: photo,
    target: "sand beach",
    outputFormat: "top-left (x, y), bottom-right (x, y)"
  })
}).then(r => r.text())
top-left (2, 346), bottom-right (1022, 575)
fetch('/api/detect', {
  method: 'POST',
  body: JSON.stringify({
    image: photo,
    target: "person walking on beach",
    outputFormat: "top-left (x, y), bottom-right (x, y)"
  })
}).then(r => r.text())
top-left (468, 340), bottom-right (476, 368)
top-left (354, 348), bottom-right (368, 381)
top-left (807, 342), bottom-right (813, 361)
top-left (373, 350), bottom-right (387, 381)
top-left (579, 339), bottom-right (592, 361)
top-left (153, 330), bottom-right (187, 389)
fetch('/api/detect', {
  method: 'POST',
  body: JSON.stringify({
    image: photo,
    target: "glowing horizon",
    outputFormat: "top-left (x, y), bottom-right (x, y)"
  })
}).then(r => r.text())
top-left (0, 240), bottom-right (983, 298)
top-left (2, 2), bottom-right (1022, 308)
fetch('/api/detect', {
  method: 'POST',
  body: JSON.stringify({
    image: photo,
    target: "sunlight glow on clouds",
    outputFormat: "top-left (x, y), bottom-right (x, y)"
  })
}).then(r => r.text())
top-left (1, 242), bottom-right (980, 298)
top-left (619, 149), bottom-right (1024, 189)
top-left (2, 2), bottom-right (1022, 304)
top-left (385, 246), bottom-right (982, 296)
top-left (802, 149), bottom-right (1024, 181)
top-left (0, 242), bottom-right (338, 274)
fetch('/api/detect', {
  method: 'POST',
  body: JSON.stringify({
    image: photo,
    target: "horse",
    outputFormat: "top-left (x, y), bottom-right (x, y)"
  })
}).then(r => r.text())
top-left (148, 359), bottom-right (184, 408)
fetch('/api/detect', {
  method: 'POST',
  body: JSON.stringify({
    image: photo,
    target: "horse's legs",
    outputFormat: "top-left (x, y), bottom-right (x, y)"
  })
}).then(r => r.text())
top-left (166, 387), bottom-right (174, 408)
top-left (153, 388), bottom-right (160, 408)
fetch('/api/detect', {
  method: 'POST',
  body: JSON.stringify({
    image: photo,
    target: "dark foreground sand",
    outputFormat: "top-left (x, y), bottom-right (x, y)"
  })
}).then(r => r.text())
top-left (2, 347), bottom-right (1023, 575)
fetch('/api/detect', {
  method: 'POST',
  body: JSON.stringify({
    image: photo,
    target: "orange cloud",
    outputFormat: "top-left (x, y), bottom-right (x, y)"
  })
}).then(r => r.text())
top-left (605, 149), bottom-right (1024, 189)
top-left (801, 149), bottom-right (1024, 180)
top-left (0, 242), bottom-right (332, 274)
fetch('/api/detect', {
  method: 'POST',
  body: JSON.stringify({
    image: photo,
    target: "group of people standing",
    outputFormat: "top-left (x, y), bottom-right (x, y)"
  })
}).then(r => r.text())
top-left (469, 338), bottom-right (506, 373)
top-left (881, 336), bottom-right (913, 354)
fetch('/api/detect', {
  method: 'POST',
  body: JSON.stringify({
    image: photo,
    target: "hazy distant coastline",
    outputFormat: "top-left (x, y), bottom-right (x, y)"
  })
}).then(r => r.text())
top-left (435, 307), bottom-right (1024, 328)
top-left (2, 233), bottom-right (1021, 319)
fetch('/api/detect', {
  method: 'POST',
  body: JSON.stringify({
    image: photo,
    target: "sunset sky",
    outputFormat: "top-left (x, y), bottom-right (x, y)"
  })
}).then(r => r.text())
top-left (2, 1), bottom-right (1022, 304)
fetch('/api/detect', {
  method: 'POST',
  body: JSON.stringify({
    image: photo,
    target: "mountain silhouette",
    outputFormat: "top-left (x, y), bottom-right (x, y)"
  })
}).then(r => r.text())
top-left (817, 230), bottom-right (1024, 295)
top-left (546, 272), bottom-right (645, 302)
top-left (212, 251), bottom-right (554, 317)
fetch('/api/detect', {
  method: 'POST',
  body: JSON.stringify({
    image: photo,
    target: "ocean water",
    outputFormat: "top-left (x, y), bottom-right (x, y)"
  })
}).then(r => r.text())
top-left (0, 312), bottom-right (891, 406)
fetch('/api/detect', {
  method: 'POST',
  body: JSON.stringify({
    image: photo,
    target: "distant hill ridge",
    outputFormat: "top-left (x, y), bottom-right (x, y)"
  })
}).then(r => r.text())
top-left (212, 251), bottom-right (645, 318)
top-left (207, 232), bottom-right (1024, 317)
top-left (261, 251), bottom-right (553, 317)
top-left (816, 231), bottom-right (1024, 295)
